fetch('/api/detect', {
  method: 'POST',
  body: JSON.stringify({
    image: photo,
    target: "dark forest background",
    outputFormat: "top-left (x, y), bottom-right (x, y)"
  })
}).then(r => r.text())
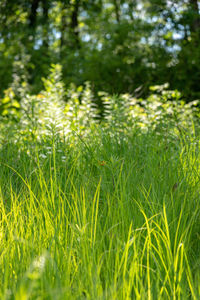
top-left (0, 0), bottom-right (200, 102)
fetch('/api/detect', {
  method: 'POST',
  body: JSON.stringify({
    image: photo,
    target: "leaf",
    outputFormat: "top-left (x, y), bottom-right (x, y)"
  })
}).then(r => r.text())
top-left (1, 96), bottom-right (10, 104)
top-left (12, 100), bottom-right (20, 108)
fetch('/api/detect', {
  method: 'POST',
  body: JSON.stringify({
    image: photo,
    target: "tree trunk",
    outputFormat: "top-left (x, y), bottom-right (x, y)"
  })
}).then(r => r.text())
top-left (113, 0), bottom-right (120, 23)
top-left (60, 0), bottom-right (70, 59)
top-left (70, 0), bottom-right (80, 48)
top-left (128, 1), bottom-right (135, 21)
top-left (189, 0), bottom-right (200, 37)
top-left (29, 0), bottom-right (40, 29)
top-left (41, 0), bottom-right (49, 48)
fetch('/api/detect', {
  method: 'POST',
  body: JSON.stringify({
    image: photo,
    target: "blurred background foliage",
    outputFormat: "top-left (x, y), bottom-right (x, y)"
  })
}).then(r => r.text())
top-left (1, 64), bottom-right (199, 154)
top-left (0, 0), bottom-right (200, 108)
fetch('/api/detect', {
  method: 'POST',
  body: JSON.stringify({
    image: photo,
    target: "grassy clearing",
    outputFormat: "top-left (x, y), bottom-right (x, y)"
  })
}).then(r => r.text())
top-left (0, 127), bottom-right (199, 299)
top-left (0, 67), bottom-right (200, 299)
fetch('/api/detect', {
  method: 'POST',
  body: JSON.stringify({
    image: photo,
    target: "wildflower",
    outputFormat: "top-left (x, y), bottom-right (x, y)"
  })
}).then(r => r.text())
top-left (37, 94), bottom-right (45, 99)
top-left (99, 160), bottom-right (106, 166)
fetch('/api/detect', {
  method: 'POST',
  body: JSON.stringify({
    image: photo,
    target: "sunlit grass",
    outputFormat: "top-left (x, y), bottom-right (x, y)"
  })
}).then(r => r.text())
top-left (0, 126), bottom-right (199, 299)
top-left (0, 68), bottom-right (199, 298)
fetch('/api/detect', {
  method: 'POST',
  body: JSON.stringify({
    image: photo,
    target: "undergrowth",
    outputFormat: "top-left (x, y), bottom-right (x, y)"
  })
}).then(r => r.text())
top-left (0, 65), bottom-right (199, 299)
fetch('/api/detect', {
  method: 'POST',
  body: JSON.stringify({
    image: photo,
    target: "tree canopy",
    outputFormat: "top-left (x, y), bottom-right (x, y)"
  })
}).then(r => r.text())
top-left (0, 0), bottom-right (200, 99)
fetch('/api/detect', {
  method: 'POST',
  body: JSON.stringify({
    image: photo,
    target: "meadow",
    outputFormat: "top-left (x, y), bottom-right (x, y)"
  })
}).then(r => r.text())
top-left (0, 66), bottom-right (200, 299)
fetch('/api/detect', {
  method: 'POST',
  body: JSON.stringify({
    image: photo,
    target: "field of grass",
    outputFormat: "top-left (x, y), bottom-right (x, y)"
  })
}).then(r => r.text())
top-left (0, 68), bottom-right (200, 299)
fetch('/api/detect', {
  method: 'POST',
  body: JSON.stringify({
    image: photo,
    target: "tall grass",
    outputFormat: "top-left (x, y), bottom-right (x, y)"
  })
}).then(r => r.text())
top-left (0, 66), bottom-right (199, 299)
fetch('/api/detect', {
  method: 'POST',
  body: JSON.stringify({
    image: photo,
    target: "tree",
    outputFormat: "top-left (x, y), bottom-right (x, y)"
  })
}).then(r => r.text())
top-left (0, 0), bottom-right (199, 99)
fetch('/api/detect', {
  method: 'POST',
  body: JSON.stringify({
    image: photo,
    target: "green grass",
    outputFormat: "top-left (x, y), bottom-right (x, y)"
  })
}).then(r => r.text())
top-left (0, 71), bottom-right (199, 298)
top-left (0, 125), bottom-right (199, 299)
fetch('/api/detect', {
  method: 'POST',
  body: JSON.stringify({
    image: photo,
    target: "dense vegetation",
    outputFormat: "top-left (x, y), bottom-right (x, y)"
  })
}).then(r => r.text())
top-left (0, 0), bottom-right (200, 99)
top-left (0, 1), bottom-right (200, 299)
top-left (0, 65), bottom-right (200, 299)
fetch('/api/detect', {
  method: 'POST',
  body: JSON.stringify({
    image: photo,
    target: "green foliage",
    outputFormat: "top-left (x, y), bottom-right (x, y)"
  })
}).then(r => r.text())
top-left (0, 0), bottom-right (200, 99)
top-left (0, 88), bottom-right (20, 119)
top-left (0, 73), bottom-right (200, 298)
top-left (0, 1), bottom-right (200, 297)
top-left (1, 65), bottom-right (199, 147)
